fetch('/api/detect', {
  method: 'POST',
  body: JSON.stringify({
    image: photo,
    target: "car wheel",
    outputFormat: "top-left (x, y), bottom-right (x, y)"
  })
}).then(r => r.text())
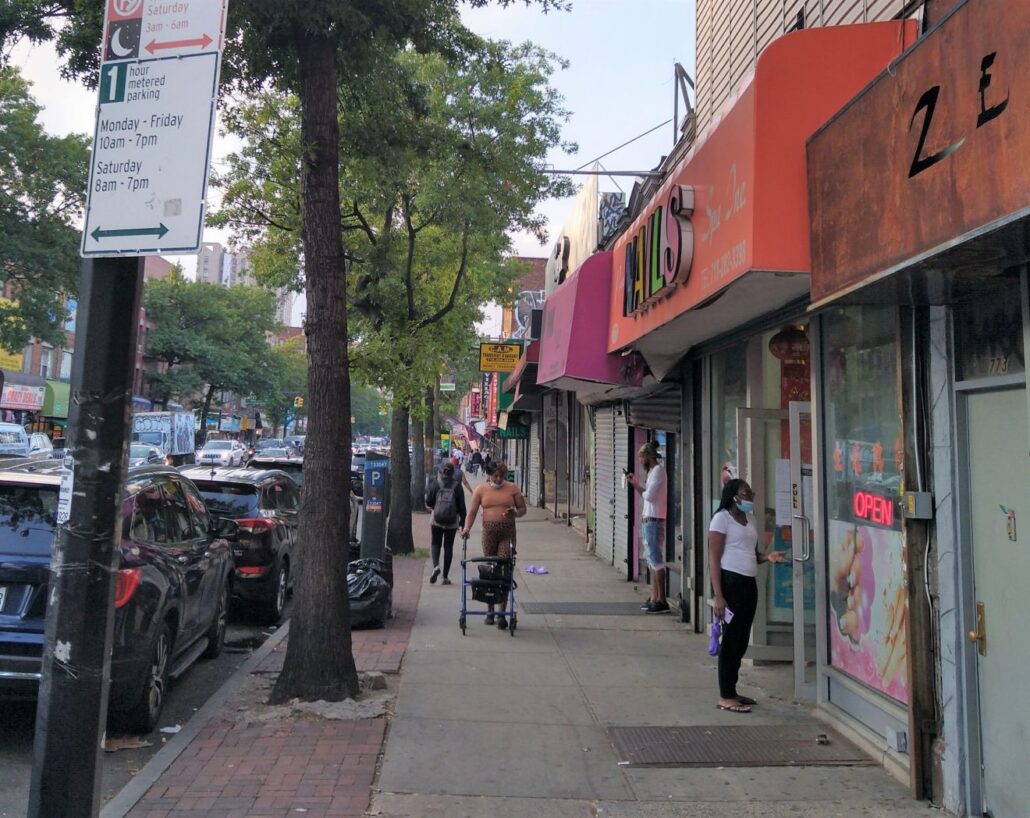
top-left (121, 622), bottom-right (171, 733)
top-left (265, 562), bottom-right (288, 625)
top-left (202, 581), bottom-right (229, 659)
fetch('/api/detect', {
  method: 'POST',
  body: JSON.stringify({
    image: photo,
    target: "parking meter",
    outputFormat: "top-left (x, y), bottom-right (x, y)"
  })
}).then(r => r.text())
top-left (360, 452), bottom-right (390, 560)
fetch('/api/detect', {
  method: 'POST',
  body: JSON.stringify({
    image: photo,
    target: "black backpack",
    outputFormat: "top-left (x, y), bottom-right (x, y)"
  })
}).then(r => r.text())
top-left (432, 479), bottom-right (459, 527)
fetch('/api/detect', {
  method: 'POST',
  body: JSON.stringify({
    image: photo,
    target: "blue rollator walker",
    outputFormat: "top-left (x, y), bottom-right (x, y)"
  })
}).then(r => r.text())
top-left (459, 532), bottom-right (517, 636)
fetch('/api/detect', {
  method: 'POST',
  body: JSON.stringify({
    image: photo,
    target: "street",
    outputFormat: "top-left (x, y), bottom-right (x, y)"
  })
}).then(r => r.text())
top-left (0, 603), bottom-right (289, 818)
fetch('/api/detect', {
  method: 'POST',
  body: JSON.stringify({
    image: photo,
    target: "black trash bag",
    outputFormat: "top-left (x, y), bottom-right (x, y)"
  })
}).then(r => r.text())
top-left (348, 566), bottom-right (391, 629)
top-left (348, 556), bottom-right (393, 590)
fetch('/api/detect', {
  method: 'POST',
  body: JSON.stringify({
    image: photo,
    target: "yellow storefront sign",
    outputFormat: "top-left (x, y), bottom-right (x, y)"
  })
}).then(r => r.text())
top-left (479, 342), bottom-right (521, 373)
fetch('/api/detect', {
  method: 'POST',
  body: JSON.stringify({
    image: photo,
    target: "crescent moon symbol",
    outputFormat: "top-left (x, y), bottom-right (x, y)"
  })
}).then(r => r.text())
top-left (110, 26), bottom-right (132, 58)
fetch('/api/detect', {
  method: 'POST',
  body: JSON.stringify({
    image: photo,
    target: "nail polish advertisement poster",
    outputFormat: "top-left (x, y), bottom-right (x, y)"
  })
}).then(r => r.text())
top-left (827, 519), bottom-right (909, 704)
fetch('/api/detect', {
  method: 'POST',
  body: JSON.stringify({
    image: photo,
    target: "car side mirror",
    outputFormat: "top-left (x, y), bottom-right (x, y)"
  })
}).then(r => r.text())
top-left (211, 517), bottom-right (239, 540)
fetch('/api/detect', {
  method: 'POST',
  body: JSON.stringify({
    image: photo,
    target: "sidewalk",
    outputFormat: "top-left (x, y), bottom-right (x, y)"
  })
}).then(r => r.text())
top-left (370, 507), bottom-right (941, 818)
top-left (110, 553), bottom-right (426, 818)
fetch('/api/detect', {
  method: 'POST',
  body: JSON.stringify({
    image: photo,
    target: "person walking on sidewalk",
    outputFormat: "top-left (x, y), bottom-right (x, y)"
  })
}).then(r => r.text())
top-left (461, 460), bottom-right (526, 630)
top-left (469, 448), bottom-right (483, 476)
top-left (425, 462), bottom-right (466, 586)
top-left (627, 441), bottom-right (669, 614)
top-left (708, 478), bottom-right (787, 713)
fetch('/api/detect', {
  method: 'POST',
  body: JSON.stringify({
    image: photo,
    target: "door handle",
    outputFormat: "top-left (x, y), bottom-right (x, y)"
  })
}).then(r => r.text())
top-left (792, 514), bottom-right (811, 561)
top-left (177, 555), bottom-right (189, 565)
top-left (967, 601), bottom-right (986, 656)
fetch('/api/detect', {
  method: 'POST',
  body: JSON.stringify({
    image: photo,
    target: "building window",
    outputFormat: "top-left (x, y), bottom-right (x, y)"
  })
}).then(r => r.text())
top-left (40, 347), bottom-right (52, 379)
top-left (820, 305), bottom-right (908, 705)
top-left (59, 349), bottom-right (73, 381)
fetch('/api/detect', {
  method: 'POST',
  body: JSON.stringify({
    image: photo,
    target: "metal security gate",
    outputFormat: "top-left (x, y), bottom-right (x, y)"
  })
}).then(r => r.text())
top-left (613, 408), bottom-right (631, 576)
top-left (627, 385), bottom-right (682, 433)
top-left (528, 416), bottom-right (541, 508)
top-left (593, 405), bottom-right (616, 564)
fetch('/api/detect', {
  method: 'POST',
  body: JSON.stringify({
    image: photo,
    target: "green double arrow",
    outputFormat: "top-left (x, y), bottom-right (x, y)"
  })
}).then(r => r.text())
top-left (90, 224), bottom-right (169, 242)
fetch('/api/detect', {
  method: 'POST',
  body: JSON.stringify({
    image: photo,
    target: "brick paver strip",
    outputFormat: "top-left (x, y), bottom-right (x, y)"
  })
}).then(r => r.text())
top-left (124, 552), bottom-right (425, 817)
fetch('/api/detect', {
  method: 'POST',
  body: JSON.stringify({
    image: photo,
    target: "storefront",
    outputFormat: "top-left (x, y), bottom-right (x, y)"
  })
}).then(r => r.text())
top-left (602, 22), bottom-right (915, 650)
top-left (806, 1), bottom-right (1029, 812)
top-left (0, 371), bottom-right (47, 425)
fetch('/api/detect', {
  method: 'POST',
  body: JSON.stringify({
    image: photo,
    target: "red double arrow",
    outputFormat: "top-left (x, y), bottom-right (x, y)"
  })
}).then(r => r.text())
top-left (145, 33), bottom-right (213, 54)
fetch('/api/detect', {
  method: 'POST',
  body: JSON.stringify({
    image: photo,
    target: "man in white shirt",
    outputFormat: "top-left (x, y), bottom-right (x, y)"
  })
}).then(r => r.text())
top-left (627, 441), bottom-right (669, 614)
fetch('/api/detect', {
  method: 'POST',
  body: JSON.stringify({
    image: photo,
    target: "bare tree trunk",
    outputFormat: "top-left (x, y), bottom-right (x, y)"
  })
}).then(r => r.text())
top-left (387, 404), bottom-right (414, 554)
top-left (411, 413), bottom-right (427, 512)
top-left (199, 383), bottom-right (216, 442)
top-left (271, 32), bottom-right (358, 704)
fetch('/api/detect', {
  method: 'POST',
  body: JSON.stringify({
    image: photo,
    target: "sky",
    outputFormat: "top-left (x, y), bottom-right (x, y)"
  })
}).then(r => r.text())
top-left (10, 0), bottom-right (696, 326)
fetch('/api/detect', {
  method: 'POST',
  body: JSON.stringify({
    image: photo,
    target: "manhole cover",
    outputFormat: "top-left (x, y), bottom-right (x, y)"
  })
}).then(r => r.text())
top-left (519, 601), bottom-right (650, 615)
top-left (608, 725), bottom-right (874, 767)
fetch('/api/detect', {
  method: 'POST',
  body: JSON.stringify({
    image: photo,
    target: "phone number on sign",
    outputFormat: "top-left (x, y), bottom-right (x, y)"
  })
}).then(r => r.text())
top-left (699, 239), bottom-right (748, 290)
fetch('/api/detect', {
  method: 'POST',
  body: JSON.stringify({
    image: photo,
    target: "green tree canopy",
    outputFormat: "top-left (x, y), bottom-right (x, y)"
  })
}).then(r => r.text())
top-left (0, 66), bottom-right (88, 350)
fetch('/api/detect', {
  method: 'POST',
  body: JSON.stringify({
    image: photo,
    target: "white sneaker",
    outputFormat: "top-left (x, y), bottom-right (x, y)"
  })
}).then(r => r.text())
top-left (430, 566), bottom-right (440, 584)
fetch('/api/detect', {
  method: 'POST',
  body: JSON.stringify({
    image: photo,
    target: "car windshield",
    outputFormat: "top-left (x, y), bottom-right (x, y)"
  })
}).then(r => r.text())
top-left (203, 441), bottom-right (232, 451)
top-left (262, 448), bottom-right (290, 458)
top-left (0, 483), bottom-right (59, 557)
top-left (130, 445), bottom-right (153, 459)
top-left (193, 483), bottom-right (259, 517)
top-left (256, 440), bottom-right (283, 450)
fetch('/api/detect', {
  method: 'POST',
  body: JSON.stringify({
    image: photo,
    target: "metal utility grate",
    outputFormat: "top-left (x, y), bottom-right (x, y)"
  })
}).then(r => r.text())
top-left (608, 725), bottom-right (875, 767)
top-left (519, 601), bottom-right (650, 615)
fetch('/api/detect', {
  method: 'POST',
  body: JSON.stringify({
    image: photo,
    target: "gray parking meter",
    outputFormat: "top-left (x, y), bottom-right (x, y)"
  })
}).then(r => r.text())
top-left (360, 452), bottom-right (390, 560)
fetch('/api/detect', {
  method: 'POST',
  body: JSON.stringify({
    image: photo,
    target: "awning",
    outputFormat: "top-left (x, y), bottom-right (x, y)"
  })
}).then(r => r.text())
top-left (43, 381), bottom-right (71, 418)
top-left (603, 21), bottom-right (917, 379)
top-left (807, 0), bottom-right (1029, 308)
top-left (1, 371), bottom-right (46, 411)
top-left (132, 395), bottom-right (152, 411)
top-left (538, 253), bottom-right (645, 393)
top-left (502, 341), bottom-right (540, 394)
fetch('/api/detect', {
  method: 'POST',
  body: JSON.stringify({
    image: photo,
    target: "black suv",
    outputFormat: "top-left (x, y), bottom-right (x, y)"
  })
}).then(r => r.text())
top-left (0, 463), bottom-right (234, 732)
top-left (181, 467), bottom-right (299, 624)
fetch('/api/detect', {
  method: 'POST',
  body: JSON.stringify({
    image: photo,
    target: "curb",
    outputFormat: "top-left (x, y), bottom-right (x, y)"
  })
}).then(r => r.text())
top-left (99, 622), bottom-right (291, 818)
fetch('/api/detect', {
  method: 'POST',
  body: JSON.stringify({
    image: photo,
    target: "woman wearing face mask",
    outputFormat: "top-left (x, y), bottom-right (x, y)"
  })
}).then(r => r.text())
top-left (708, 478), bottom-right (787, 713)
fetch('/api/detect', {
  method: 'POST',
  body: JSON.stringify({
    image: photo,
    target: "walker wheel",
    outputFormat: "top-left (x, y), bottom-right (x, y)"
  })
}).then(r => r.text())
top-left (509, 615), bottom-right (517, 636)
top-left (459, 615), bottom-right (466, 635)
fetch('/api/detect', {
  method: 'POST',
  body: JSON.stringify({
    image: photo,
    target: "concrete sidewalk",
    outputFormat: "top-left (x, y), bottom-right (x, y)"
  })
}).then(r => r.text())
top-left (371, 507), bottom-right (940, 818)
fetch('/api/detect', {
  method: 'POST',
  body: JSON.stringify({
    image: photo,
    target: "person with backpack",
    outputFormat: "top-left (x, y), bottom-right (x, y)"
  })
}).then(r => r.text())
top-left (425, 462), bottom-right (467, 585)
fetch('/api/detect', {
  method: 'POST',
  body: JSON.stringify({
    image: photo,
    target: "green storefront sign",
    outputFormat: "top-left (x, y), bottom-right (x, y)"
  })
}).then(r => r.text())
top-left (497, 425), bottom-right (528, 440)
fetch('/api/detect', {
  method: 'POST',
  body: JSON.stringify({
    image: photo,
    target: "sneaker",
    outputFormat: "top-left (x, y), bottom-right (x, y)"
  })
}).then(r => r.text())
top-left (645, 600), bottom-right (671, 614)
top-left (485, 614), bottom-right (495, 625)
top-left (496, 615), bottom-right (508, 630)
top-left (641, 601), bottom-right (654, 610)
top-left (430, 566), bottom-right (440, 584)
top-left (441, 577), bottom-right (452, 585)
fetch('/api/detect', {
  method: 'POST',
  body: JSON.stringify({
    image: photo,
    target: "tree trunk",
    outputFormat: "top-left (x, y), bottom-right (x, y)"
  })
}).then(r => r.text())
top-left (387, 404), bottom-right (414, 554)
top-left (271, 32), bottom-right (358, 704)
top-left (199, 383), bottom-right (216, 442)
top-left (410, 413), bottom-right (427, 513)
top-left (425, 384), bottom-right (436, 464)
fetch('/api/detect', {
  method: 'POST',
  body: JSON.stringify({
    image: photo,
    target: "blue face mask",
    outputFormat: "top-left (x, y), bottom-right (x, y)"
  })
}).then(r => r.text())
top-left (736, 498), bottom-right (754, 514)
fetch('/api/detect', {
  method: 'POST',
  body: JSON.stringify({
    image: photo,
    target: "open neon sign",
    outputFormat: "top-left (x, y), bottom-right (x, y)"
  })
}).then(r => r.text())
top-left (853, 489), bottom-right (894, 527)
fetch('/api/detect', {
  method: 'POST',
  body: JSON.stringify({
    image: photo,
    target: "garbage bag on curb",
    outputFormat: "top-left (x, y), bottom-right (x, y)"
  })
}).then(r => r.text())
top-left (348, 565), bottom-right (391, 629)
top-left (348, 555), bottom-right (393, 589)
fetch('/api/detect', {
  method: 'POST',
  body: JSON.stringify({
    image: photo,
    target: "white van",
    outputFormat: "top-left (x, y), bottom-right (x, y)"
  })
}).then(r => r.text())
top-left (0, 423), bottom-right (30, 457)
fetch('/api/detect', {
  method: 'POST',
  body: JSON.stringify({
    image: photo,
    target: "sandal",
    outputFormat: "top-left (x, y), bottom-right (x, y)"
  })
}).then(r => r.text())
top-left (735, 696), bottom-right (757, 706)
top-left (717, 703), bottom-right (752, 713)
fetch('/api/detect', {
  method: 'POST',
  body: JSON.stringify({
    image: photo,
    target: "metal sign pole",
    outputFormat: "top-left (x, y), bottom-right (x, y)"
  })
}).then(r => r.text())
top-left (28, 257), bottom-right (144, 817)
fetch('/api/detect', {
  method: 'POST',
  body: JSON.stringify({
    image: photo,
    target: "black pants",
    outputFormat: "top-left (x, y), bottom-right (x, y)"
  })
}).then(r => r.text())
top-left (430, 525), bottom-right (457, 578)
top-left (718, 570), bottom-right (758, 699)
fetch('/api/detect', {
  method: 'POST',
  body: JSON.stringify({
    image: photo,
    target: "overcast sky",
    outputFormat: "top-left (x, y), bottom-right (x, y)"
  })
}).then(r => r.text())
top-left (10, 0), bottom-right (695, 327)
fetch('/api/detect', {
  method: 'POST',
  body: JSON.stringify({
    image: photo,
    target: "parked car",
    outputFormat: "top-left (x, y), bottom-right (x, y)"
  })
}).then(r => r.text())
top-left (0, 423), bottom-right (29, 457)
top-left (28, 433), bottom-right (54, 458)
top-left (256, 447), bottom-right (294, 460)
top-left (197, 439), bottom-right (247, 467)
top-left (255, 438), bottom-right (285, 452)
top-left (0, 463), bottom-right (236, 732)
top-left (129, 443), bottom-right (165, 466)
top-left (248, 455), bottom-right (304, 489)
top-left (181, 467), bottom-right (299, 624)
top-left (283, 435), bottom-right (305, 455)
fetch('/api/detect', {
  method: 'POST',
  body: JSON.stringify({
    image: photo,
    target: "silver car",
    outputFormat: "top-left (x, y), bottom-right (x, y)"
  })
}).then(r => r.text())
top-left (197, 439), bottom-right (246, 467)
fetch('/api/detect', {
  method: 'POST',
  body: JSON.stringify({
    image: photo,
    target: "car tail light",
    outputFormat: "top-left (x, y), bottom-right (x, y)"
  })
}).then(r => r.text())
top-left (236, 517), bottom-right (276, 534)
top-left (236, 565), bottom-right (270, 576)
top-left (114, 567), bottom-right (142, 608)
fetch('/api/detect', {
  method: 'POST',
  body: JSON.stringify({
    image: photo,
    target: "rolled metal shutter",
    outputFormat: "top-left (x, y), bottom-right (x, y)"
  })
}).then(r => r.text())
top-left (626, 384), bottom-right (682, 432)
top-left (528, 416), bottom-right (541, 507)
top-left (612, 408), bottom-right (631, 573)
top-left (593, 405), bottom-right (615, 565)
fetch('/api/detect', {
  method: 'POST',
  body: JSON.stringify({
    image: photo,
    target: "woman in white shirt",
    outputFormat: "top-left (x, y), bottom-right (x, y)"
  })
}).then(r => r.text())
top-left (708, 478), bottom-right (787, 713)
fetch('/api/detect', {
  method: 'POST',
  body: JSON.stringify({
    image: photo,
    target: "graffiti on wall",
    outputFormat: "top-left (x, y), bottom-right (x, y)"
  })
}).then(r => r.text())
top-left (513, 290), bottom-right (546, 338)
top-left (598, 191), bottom-right (626, 247)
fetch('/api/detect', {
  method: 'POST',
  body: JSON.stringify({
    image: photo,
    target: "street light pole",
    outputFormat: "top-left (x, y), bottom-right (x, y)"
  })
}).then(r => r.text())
top-left (28, 257), bottom-right (144, 817)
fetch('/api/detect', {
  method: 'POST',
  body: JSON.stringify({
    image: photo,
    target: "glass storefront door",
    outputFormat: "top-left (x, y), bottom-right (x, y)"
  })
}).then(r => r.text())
top-left (736, 403), bottom-right (817, 697)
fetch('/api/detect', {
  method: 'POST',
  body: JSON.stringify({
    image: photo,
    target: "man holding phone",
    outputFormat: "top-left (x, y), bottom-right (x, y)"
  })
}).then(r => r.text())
top-left (626, 441), bottom-right (669, 614)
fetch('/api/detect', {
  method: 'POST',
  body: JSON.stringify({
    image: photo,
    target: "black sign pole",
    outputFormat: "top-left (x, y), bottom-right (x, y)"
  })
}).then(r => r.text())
top-left (28, 256), bottom-right (145, 818)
